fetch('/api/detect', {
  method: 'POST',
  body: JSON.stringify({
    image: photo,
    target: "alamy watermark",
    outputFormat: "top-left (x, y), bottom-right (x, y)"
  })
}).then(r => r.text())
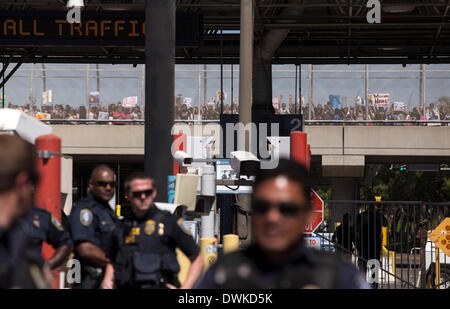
top-left (66, 5), bottom-right (82, 24)
top-left (171, 121), bottom-right (288, 170)
top-left (367, 0), bottom-right (381, 24)
top-left (367, 259), bottom-right (381, 284)
top-left (65, 258), bottom-right (81, 284)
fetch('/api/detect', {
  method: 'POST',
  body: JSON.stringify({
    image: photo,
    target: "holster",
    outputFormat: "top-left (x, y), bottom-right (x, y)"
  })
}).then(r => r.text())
top-left (77, 266), bottom-right (103, 289)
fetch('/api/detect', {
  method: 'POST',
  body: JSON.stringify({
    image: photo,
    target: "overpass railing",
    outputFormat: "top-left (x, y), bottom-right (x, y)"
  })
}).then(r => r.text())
top-left (42, 119), bottom-right (450, 126)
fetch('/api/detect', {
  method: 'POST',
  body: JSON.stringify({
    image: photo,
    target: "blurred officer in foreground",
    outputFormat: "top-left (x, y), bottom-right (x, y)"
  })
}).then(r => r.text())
top-left (196, 159), bottom-right (368, 289)
top-left (69, 165), bottom-right (119, 288)
top-left (101, 172), bottom-right (203, 289)
top-left (0, 135), bottom-right (51, 288)
top-left (26, 206), bottom-right (73, 270)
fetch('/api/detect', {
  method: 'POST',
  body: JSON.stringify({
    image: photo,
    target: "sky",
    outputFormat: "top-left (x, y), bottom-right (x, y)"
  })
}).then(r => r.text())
top-left (3, 63), bottom-right (450, 109)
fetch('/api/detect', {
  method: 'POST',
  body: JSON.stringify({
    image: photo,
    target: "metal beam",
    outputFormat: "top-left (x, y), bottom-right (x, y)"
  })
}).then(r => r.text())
top-left (5, 56), bottom-right (450, 65)
top-left (0, 60), bottom-right (23, 89)
top-left (0, 56), bottom-right (11, 78)
top-left (238, 0), bottom-right (253, 152)
top-left (144, 0), bottom-right (175, 202)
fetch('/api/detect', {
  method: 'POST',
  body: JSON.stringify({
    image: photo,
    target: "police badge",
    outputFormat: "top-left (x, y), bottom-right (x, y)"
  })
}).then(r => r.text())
top-left (144, 220), bottom-right (155, 235)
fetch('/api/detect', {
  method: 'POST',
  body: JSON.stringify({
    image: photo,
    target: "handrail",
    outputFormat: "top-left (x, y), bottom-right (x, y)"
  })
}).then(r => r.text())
top-left (41, 119), bottom-right (450, 125)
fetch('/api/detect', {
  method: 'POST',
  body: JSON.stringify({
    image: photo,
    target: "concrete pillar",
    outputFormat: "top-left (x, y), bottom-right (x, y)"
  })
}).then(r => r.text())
top-left (330, 177), bottom-right (359, 232)
top-left (238, 0), bottom-right (253, 151)
top-left (420, 63), bottom-right (426, 116)
top-left (144, 0), bottom-right (175, 201)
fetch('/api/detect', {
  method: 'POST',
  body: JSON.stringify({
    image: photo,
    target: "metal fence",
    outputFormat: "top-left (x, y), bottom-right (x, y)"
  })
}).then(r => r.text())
top-left (40, 119), bottom-right (450, 126)
top-left (314, 200), bottom-right (450, 289)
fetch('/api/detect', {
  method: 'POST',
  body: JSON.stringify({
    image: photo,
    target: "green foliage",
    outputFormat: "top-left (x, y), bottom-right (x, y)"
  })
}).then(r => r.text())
top-left (361, 165), bottom-right (450, 202)
top-left (315, 186), bottom-right (332, 221)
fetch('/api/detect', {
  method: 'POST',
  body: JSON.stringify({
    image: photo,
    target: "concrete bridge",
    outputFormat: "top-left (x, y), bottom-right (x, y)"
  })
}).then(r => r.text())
top-left (51, 124), bottom-right (450, 220)
top-left (51, 124), bottom-right (450, 178)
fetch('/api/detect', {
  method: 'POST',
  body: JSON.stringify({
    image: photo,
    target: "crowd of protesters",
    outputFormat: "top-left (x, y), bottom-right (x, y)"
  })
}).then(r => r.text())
top-left (6, 94), bottom-right (450, 125)
top-left (174, 94), bottom-right (450, 125)
top-left (7, 102), bottom-right (143, 123)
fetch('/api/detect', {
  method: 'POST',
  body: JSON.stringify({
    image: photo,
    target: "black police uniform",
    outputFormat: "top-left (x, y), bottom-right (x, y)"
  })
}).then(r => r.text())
top-left (26, 206), bottom-right (73, 253)
top-left (0, 219), bottom-right (48, 289)
top-left (196, 242), bottom-right (369, 289)
top-left (109, 205), bottom-right (200, 289)
top-left (69, 192), bottom-right (119, 289)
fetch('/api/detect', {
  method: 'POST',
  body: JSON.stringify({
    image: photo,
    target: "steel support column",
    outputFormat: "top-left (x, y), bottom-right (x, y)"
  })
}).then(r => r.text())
top-left (145, 0), bottom-right (175, 201)
top-left (238, 0), bottom-right (253, 151)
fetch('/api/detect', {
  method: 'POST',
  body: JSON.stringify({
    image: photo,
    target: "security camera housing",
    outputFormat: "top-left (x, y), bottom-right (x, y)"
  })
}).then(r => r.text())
top-left (173, 150), bottom-right (193, 165)
top-left (230, 151), bottom-right (260, 177)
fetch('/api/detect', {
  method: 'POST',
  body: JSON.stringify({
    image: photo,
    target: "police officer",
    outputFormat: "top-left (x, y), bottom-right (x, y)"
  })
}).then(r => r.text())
top-left (101, 172), bottom-right (203, 289)
top-left (0, 135), bottom-right (51, 288)
top-left (26, 206), bottom-right (73, 270)
top-left (69, 165), bottom-right (119, 289)
top-left (196, 159), bottom-right (368, 289)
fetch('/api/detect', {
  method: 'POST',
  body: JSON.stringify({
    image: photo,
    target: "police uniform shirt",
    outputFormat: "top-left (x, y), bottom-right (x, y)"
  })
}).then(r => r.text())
top-left (69, 193), bottom-right (118, 259)
top-left (27, 206), bottom-right (73, 252)
top-left (110, 206), bottom-right (200, 261)
top-left (195, 243), bottom-right (369, 289)
top-left (0, 220), bottom-right (47, 289)
top-left (108, 205), bottom-right (200, 287)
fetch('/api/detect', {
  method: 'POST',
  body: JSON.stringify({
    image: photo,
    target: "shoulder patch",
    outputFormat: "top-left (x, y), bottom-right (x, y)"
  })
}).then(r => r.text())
top-left (177, 218), bottom-right (193, 236)
top-left (33, 214), bottom-right (41, 228)
top-left (80, 209), bottom-right (93, 226)
top-left (51, 215), bottom-right (64, 231)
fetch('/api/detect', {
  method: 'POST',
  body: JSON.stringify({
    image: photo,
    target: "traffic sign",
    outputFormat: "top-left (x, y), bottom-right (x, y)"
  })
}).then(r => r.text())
top-left (304, 235), bottom-right (321, 250)
top-left (304, 189), bottom-right (324, 234)
top-left (428, 217), bottom-right (450, 257)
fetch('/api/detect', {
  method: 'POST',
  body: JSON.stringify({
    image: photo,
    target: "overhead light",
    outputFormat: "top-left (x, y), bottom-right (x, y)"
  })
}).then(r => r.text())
top-left (67, 0), bottom-right (84, 8)
top-left (378, 47), bottom-right (403, 51)
top-left (382, 2), bottom-right (415, 13)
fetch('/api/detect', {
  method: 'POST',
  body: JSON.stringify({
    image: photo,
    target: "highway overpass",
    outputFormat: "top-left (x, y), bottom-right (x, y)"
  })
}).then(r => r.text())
top-left (51, 124), bottom-right (450, 179)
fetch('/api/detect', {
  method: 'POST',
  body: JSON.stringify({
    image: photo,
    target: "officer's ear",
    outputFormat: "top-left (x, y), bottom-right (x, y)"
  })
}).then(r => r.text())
top-left (88, 179), bottom-right (95, 191)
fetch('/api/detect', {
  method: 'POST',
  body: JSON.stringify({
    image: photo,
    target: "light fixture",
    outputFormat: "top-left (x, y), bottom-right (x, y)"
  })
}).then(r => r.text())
top-left (382, 2), bottom-right (415, 13)
top-left (378, 47), bottom-right (403, 51)
top-left (66, 0), bottom-right (84, 8)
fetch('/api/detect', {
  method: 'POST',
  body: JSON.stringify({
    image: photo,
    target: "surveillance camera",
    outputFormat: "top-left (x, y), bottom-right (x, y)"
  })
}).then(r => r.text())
top-left (230, 151), bottom-right (260, 177)
top-left (174, 151), bottom-right (193, 165)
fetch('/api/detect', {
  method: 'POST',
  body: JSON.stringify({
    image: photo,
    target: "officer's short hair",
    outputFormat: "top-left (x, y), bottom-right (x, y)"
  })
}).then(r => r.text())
top-left (89, 164), bottom-right (115, 181)
top-left (0, 134), bottom-right (38, 193)
top-left (124, 172), bottom-right (155, 193)
top-left (253, 159), bottom-right (312, 209)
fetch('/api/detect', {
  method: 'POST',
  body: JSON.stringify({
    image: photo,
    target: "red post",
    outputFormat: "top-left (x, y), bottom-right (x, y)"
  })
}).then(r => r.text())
top-left (306, 144), bottom-right (311, 172)
top-left (290, 131), bottom-right (307, 169)
top-left (35, 134), bottom-right (61, 288)
top-left (173, 133), bottom-right (187, 175)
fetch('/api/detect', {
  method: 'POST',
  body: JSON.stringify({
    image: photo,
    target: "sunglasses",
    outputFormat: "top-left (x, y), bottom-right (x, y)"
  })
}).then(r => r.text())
top-left (130, 189), bottom-right (154, 199)
top-left (94, 181), bottom-right (116, 188)
top-left (251, 199), bottom-right (307, 217)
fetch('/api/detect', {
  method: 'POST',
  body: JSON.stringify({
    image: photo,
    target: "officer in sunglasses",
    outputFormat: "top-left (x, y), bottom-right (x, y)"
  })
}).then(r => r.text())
top-left (101, 172), bottom-right (203, 289)
top-left (69, 165), bottom-right (120, 289)
top-left (196, 159), bottom-right (368, 289)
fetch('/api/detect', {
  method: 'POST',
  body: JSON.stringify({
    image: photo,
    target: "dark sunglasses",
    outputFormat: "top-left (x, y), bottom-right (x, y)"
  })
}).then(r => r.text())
top-left (131, 189), bottom-right (154, 199)
top-left (251, 199), bottom-right (306, 217)
top-left (94, 181), bottom-right (116, 188)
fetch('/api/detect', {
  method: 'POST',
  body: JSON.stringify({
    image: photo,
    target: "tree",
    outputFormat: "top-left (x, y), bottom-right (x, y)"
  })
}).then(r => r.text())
top-left (361, 164), bottom-right (450, 202)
